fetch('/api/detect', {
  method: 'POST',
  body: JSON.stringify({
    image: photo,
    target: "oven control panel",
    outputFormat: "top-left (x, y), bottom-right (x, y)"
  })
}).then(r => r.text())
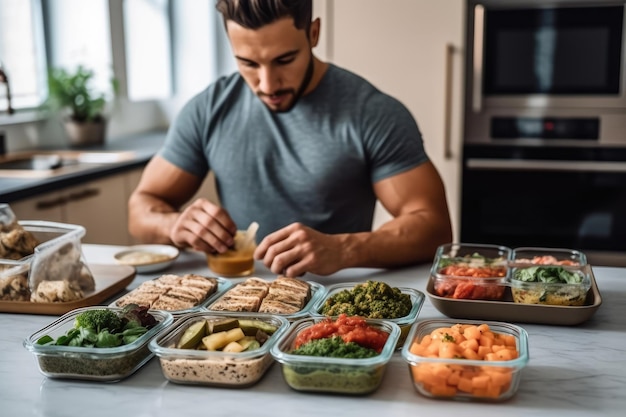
top-left (491, 117), bottom-right (600, 140)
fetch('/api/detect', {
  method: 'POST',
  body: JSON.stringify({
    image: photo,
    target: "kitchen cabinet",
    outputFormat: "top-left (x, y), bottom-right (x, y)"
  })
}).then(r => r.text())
top-left (11, 173), bottom-right (134, 245)
top-left (320, 0), bottom-right (465, 238)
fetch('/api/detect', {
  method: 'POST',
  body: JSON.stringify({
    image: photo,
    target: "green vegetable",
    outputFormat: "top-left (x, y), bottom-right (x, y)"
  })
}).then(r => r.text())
top-left (321, 281), bottom-right (412, 319)
top-left (292, 336), bottom-right (379, 359)
top-left (514, 266), bottom-right (583, 284)
top-left (438, 253), bottom-right (505, 269)
top-left (36, 305), bottom-right (156, 348)
top-left (74, 309), bottom-right (123, 333)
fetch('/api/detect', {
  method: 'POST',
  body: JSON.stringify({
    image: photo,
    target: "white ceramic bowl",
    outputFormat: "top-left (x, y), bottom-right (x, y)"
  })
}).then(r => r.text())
top-left (114, 244), bottom-right (179, 273)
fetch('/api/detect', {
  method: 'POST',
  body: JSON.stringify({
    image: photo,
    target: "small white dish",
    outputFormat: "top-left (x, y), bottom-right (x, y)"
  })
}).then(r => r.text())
top-left (114, 244), bottom-right (180, 274)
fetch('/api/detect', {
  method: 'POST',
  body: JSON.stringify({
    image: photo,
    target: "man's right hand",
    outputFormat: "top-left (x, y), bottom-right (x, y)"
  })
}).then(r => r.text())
top-left (169, 198), bottom-right (238, 254)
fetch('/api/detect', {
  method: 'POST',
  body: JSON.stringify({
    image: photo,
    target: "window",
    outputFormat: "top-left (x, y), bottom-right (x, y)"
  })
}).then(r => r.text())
top-left (46, 0), bottom-right (114, 99)
top-left (0, 0), bottom-right (46, 111)
top-left (123, 0), bottom-right (172, 101)
top-left (0, 0), bottom-right (231, 119)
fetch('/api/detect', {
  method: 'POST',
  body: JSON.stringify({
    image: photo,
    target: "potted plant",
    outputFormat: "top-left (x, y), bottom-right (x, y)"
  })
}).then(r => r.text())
top-left (45, 65), bottom-right (117, 146)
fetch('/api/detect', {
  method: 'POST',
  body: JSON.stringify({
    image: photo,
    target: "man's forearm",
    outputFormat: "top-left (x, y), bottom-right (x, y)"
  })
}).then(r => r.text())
top-left (341, 212), bottom-right (452, 269)
top-left (128, 193), bottom-right (180, 245)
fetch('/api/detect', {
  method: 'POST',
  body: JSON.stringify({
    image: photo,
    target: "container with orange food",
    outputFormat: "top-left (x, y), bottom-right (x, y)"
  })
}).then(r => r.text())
top-left (401, 318), bottom-right (529, 402)
top-left (430, 243), bottom-right (512, 301)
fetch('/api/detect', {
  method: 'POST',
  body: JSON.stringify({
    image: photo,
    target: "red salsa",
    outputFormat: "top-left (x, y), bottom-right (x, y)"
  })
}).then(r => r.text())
top-left (294, 314), bottom-right (389, 353)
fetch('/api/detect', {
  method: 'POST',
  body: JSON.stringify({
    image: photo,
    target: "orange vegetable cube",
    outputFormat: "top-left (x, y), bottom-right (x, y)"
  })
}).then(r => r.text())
top-left (429, 384), bottom-right (457, 397)
top-left (479, 335), bottom-right (494, 347)
top-left (439, 342), bottom-right (458, 359)
top-left (477, 345), bottom-right (492, 359)
top-left (462, 348), bottom-right (481, 360)
top-left (471, 374), bottom-right (490, 389)
top-left (447, 369), bottom-right (461, 386)
top-left (463, 325), bottom-right (481, 341)
top-left (457, 377), bottom-right (473, 393)
top-left (459, 338), bottom-right (479, 352)
top-left (477, 324), bottom-right (491, 334)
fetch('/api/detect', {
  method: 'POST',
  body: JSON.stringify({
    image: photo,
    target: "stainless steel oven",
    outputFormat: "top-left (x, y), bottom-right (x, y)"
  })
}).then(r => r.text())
top-left (461, 0), bottom-right (626, 266)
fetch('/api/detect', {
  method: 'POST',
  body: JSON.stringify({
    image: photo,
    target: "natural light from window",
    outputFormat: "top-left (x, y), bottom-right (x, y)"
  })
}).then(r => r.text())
top-left (0, 0), bottom-right (46, 111)
top-left (46, 0), bottom-right (114, 98)
top-left (123, 0), bottom-right (172, 101)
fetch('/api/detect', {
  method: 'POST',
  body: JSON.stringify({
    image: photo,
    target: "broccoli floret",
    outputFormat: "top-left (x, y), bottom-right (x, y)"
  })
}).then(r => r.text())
top-left (74, 309), bottom-right (123, 333)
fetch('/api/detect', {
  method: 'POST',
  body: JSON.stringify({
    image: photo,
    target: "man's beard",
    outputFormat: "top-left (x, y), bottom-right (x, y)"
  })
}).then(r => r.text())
top-left (257, 54), bottom-right (315, 113)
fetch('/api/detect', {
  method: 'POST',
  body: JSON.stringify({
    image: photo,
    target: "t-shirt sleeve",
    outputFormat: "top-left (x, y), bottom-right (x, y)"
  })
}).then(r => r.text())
top-left (158, 90), bottom-right (210, 178)
top-left (361, 94), bottom-right (429, 183)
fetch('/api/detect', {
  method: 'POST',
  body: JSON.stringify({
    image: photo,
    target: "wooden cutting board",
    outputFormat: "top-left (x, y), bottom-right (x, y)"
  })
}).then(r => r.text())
top-left (0, 264), bottom-right (136, 315)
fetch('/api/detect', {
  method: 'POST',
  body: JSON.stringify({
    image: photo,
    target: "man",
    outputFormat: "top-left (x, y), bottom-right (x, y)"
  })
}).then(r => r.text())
top-left (128, 0), bottom-right (452, 277)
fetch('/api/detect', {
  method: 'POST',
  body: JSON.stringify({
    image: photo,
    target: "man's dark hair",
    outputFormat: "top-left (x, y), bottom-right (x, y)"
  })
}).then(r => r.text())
top-left (216, 0), bottom-right (312, 34)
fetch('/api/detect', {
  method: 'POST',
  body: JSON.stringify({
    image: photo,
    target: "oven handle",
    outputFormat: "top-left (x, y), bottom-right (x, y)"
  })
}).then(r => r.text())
top-left (471, 4), bottom-right (485, 113)
top-left (466, 158), bottom-right (626, 173)
top-left (443, 43), bottom-right (455, 160)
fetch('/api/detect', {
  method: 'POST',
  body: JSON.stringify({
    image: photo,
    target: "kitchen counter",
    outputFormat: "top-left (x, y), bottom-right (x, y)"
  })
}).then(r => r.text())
top-left (0, 130), bottom-right (166, 202)
top-left (1, 244), bottom-right (625, 417)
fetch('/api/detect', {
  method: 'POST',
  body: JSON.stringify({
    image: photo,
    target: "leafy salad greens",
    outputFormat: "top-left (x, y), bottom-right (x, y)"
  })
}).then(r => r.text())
top-left (514, 266), bottom-right (583, 284)
top-left (36, 304), bottom-right (158, 348)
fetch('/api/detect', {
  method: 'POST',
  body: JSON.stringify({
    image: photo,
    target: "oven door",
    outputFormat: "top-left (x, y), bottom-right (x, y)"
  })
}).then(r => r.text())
top-left (460, 145), bottom-right (626, 266)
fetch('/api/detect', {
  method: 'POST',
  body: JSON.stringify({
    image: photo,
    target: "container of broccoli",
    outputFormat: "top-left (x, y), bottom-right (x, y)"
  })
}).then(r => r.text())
top-left (23, 305), bottom-right (173, 381)
top-left (310, 281), bottom-right (425, 349)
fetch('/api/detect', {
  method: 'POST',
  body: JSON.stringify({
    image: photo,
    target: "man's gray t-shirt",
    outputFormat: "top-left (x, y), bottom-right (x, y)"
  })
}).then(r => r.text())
top-left (160, 64), bottom-right (429, 239)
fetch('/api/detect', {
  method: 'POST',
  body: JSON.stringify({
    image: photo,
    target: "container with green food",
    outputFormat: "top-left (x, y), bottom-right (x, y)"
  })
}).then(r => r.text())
top-left (509, 248), bottom-right (591, 306)
top-left (309, 281), bottom-right (423, 348)
top-left (23, 306), bottom-right (173, 382)
top-left (270, 316), bottom-right (400, 395)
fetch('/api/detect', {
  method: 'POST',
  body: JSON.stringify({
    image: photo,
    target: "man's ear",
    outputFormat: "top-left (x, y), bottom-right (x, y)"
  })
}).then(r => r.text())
top-left (309, 18), bottom-right (321, 47)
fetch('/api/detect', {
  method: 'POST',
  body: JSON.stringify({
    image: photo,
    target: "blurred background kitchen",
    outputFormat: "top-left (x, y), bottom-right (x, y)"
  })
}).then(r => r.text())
top-left (1, 0), bottom-right (625, 265)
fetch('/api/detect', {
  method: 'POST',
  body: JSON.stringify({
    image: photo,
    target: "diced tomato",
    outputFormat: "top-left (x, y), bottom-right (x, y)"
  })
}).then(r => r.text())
top-left (293, 314), bottom-right (389, 352)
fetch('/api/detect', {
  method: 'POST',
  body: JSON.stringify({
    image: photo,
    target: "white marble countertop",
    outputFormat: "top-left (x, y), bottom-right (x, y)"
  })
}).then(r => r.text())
top-left (1, 244), bottom-right (625, 417)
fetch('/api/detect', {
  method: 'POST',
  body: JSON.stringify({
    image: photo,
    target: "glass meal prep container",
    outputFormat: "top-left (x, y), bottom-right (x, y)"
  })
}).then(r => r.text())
top-left (149, 311), bottom-right (290, 387)
top-left (23, 306), bottom-right (173, 382)
top-left (309, 281), bottom-right (424, 349)
top-left (109, 275), bottom-right (233, 318)
top-left (401, 318), bottom-right (529, 402)
top-left (430, 243), bottom-right (512, 301)
top-left (270, 316), bottom-right (401, 395)
top-left (509, 247), bottom-right (591, 306)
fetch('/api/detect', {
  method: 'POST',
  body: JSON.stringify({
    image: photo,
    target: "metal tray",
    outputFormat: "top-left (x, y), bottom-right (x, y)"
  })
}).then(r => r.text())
top-left (426, 268), bottom-right (602, 326)
top-left (0, 264), bottom-right (136, 315)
